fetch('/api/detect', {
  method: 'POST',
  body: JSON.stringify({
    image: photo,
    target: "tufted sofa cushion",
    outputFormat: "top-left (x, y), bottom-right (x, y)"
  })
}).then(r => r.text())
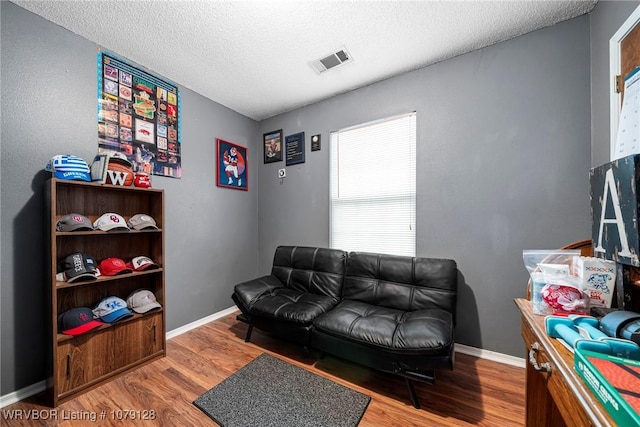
top-left (232, 246), bottom-right (348, 330)
top-left (233, 275), bottom-right (285, 314)
top-left (312, 252), bottom-right (457, 362)
top-left (342, 252), bottom-right (457, 319)
top-left (271, 246), bottom-right (346, 300)
top-left (250, 288), bottom-right (338, 324)
top-left (312, 300), bottom-right (453, 355)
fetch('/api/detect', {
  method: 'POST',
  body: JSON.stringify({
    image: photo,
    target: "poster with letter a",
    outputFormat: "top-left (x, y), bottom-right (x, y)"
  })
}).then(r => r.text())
top-left (97, 51), bottom-right (182, 178)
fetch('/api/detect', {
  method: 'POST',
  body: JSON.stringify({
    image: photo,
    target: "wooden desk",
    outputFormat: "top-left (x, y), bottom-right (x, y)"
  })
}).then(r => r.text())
top-left (515, 298), bottom-right (616, 427)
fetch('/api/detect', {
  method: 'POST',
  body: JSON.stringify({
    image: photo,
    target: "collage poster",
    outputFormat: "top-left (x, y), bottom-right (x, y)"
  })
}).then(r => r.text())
top-left (97, 51), bottom-right (182, 178)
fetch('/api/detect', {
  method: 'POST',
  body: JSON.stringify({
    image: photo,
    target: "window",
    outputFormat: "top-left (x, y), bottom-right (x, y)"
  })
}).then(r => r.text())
top-left (330, 113), bottom-right (416, 256)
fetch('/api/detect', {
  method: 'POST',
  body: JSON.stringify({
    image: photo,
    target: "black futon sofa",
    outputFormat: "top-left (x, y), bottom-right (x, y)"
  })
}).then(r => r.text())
top-left (231, 246), bottom-right (458, 408)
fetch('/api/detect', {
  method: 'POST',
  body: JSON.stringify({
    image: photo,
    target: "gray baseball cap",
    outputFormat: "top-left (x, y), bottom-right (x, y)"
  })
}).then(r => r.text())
top-left (56, 213), bottom-right (94, 232)
top-left (127, 214), bottom-right (158, 230)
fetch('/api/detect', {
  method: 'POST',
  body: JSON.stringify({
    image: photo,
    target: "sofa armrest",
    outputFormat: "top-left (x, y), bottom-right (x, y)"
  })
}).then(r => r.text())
top-left (233, 275), bottom-right (284, 312)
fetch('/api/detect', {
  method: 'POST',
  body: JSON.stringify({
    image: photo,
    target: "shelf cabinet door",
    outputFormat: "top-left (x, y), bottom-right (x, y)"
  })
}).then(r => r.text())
top-left (114, 313), bottom-right (163, 368)
top-left (56, 329), bottom-right (114, 395)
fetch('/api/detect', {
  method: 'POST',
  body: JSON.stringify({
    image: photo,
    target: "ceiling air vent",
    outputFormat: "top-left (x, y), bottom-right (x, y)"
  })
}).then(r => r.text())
top-left (310, 47), bottom-right (353, 74)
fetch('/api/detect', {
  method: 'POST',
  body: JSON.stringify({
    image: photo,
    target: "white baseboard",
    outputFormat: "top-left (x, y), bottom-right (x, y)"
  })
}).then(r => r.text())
top-left (455, 343), bottom-right (526, 368)
top-left (1, 306), bottom-right (524, 407)
top-left (165, 305), bottom-right (238, 339)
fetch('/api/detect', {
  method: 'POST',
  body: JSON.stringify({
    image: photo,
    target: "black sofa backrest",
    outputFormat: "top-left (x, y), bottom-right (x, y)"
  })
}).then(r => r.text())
top-left (343, 252), bottom-right (458, 315)
top-left (271, 246), bottom-right (347, 300)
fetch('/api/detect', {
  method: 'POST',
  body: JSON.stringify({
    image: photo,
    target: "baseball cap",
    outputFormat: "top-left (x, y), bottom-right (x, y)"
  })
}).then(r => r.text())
top-left (93, 213), bottom-right (129, 231)
top-left (58, 307), bottom-right (103, 336)
top-left (108, 151), bottom-right (133, 168)
top-left (127, 214), bottom-right (158, 230)
top-left (56, 213), bottom-right (93, 232)
top-left (127, 289), bottom-right (162, 314)
top-left (46, 154), bottom-right (91, 182)
top-left (99, 257), bottom-right (133, 276)
top-left (126, 256), bottom-right (160, 271)
top-left (93, 296), bottom-right (133, 323)
top-left (57, 253), bottom-right (100, 282)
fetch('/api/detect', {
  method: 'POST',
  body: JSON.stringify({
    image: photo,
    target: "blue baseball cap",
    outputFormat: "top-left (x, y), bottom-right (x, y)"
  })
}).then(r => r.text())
top-left (92, 296), bottom-right (133, 323)
top-left (46, 154), bottom-right (91, 181)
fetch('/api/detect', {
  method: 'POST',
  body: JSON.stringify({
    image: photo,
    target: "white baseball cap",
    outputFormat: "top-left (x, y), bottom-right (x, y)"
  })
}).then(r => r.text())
top-left (93, 213), bottom-right (129, 231)
top-left (108, 151), bottom-right (133, 168)
top-left (127, 289), bottom-right (162, 314)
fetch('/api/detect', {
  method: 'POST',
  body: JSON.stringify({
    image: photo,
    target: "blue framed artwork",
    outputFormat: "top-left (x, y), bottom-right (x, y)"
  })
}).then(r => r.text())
top-left (216, 138), bottom-right (248, 191)
top-left (285, 132), bottom-right (305, 166)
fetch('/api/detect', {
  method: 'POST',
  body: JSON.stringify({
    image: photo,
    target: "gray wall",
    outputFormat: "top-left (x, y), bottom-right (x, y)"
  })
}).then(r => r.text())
top-left (3, 0), bottom-right (640, 398)
top-left (258, 16), bottom-right (593, 357)
top-left (0, 2), bottom-right (258, 395)
top-left (590, 1), bottom-right (640, 167)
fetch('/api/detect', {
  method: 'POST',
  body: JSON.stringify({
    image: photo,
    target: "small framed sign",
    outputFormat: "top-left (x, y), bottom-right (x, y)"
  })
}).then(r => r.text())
top-left (285, 132), bottom-right (305, 166)
top-left (263, 129), bottom-right (283, 164)
top-left (311, 134), bottom-right (321, 151)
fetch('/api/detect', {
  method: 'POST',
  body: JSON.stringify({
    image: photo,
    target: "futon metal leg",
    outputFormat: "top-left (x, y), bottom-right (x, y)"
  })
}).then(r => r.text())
top-left (245, 324), bottom-right (253, 342)
top-left (405, 377), bottom-right (421, 409)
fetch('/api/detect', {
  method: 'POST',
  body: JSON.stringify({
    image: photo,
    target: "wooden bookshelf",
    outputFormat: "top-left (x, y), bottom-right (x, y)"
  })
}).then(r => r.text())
top-left (46, 179), bottom-right (166, 406)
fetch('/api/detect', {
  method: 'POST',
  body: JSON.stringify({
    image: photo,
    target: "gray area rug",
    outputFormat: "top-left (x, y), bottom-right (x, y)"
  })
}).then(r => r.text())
top-left (193, 353), bottom-right (370, 427)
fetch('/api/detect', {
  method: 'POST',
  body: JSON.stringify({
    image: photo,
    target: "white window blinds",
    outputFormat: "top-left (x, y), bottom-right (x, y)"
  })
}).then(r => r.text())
top-left (330, 113), bottom-right (416, 256)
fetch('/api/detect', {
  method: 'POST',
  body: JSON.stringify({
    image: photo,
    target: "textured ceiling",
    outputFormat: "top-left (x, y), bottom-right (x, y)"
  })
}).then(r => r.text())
top-left (12, 0), bottom-right (597, 121)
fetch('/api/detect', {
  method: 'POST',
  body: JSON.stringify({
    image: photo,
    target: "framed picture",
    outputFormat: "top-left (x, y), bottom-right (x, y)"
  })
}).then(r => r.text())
top-left (263, 129), bottom-right (283, 163)
top-left (90, 153), bottom-right (109, 183)
top-left (285, 131), bottom-right (305, 166)
top-left (216, 138), bottom-right (248, 191)
top-left (311, 134), bottom-right (321, 151)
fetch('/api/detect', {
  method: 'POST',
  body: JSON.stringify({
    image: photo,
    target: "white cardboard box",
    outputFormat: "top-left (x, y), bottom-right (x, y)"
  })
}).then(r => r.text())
top-left (572, 256), bottom-right (616, 308)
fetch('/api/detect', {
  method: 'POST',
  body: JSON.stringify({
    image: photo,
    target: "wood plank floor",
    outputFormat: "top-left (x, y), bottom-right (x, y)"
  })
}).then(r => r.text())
top-left (2, 312), bottom-right (526, 426)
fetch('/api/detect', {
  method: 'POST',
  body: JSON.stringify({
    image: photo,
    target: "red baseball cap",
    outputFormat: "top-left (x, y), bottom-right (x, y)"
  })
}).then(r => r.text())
top-left (126, 256), bottom-right (159, 271)
top-left (99, 257), bottom-right (133, 276)
top-left (58, 307), bottom-right (103, 336)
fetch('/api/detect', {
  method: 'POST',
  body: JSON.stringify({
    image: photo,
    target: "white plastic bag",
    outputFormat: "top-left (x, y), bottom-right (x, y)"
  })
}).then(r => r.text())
top-left (523, 249), bottom-right (585, 315)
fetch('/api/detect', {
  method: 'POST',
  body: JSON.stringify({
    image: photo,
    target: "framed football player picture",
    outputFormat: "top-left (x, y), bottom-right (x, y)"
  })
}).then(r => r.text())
top-left (263, 129), bottom-right (283, 163)
top-left (216, 138), bottom-right (248, 191)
